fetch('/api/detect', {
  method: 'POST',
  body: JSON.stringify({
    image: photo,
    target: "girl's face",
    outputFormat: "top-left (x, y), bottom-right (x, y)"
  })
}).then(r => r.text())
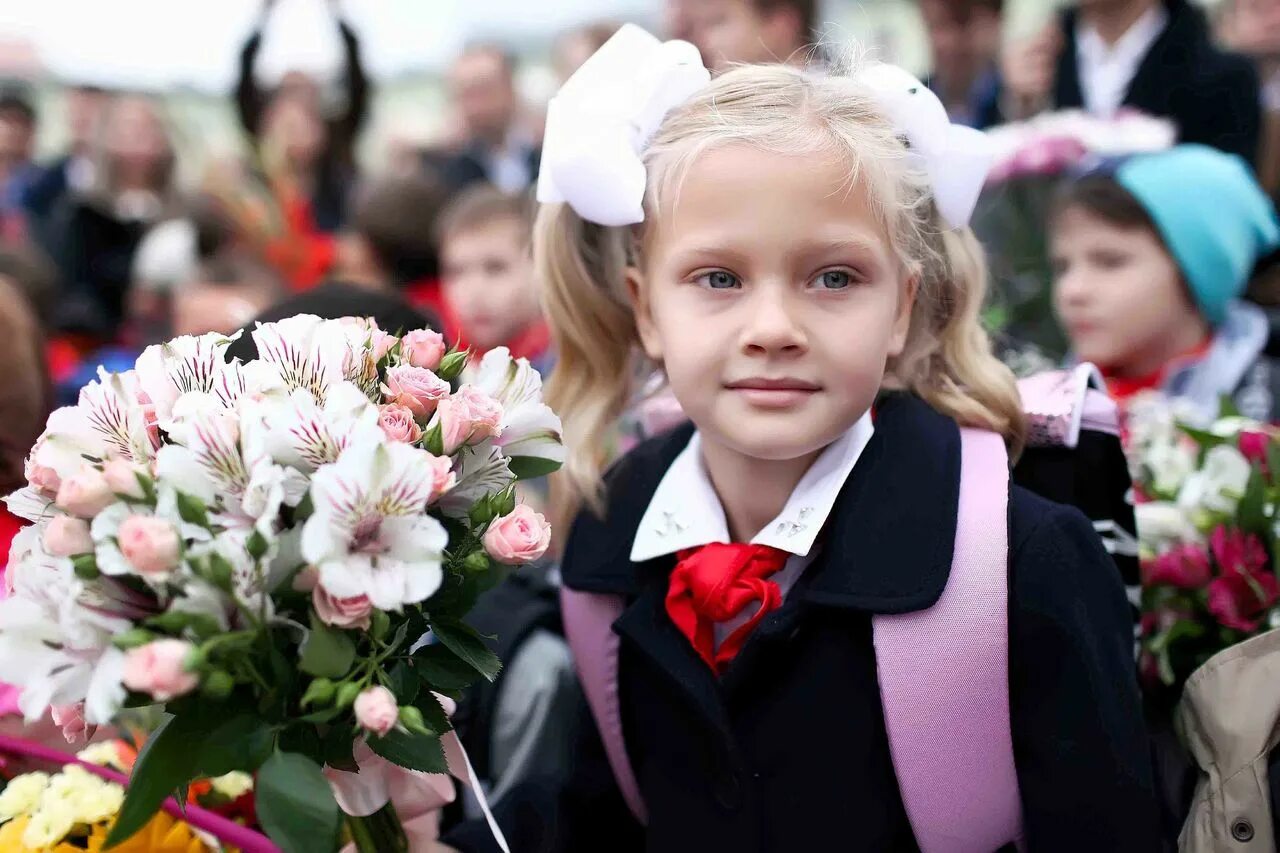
top-left (1051, 204), bottom-right (1208, 377)
top-left (631, 144), bottom-right (914, 464)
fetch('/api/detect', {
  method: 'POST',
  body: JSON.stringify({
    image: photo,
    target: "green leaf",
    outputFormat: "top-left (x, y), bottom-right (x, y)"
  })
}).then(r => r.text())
top-left (334, 682), bottom-right (361, 709)
top-left (246, 529), bottom-right (270, 560)
top-left (1219, 394), bottom-right (1242, 419)
top-left (436, 350), bottom-right (468, 382)
top-left (296, 707), bottom-right (342, 724)
top-left (387, 661), bottom-right (420, 706)
top-left (194, 715), bottom-right (274, 778)
top-left (111, 628), bottom-right (157, 650)
top-left (413, 689), bottom-right (453, 736)
top-left (1239, 466), bottom-right (1269, 536)
top-left (507, 456), bottom-right (562, 480)
top-left (321, 725), bottom-right (359, 773)
top-left (200, 670), bottom-right (234, 700)
top-left (412, 643), bottom-right (483, 693)
top-left (255, 750), bottom-right (340, 853)
top-left (367, 728), bottom-right (448, 773)
top-left (175, 492), bottom-right (210, 528)
top-left (1179, 426), bottom-right (1229, 453)
top-left (278, 724), bottom-right (325, 766)
top-left (104, 714), bottom-right (200, 847)
top-left (431, 622), bottom-right (502, 683)
top-left (299, 615), bottom-right (356, 679)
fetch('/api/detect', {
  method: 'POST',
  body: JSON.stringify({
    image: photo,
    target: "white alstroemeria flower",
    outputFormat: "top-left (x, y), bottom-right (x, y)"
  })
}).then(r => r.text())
top-left (262, 382), bottom-right (383, 473)
top-left (469, 348), bottom-right (564, 478)
top-left (251, 315), bottom-right (354, 405)
top-left (156, 393), bottom-right (305, 533)
top-left (1177, 444), bottom-right (1253, 517)
top-left (0, 530), bottom-right (130, 724)
top-left (1209, 416), bottom-right (1261, 438)
top-left (133, 332), bottom-right (246, 421)
top-left (1135, 501), bottom-right (1202, 551)
top-left (302, 441), bottom-right (448, 610)
top-left (1143, 438), bottom-right (1198, 499)
top-left (436, 442), bottom-right (516, 520)
top-left (28, 370), bottom-right (158, 480)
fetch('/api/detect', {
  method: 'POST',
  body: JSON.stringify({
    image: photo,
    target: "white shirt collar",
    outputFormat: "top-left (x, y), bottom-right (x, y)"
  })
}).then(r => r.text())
top-left (630, 413), bottom-right (875, 563)
top-left (1076, 4), bottom-right (1169, 117)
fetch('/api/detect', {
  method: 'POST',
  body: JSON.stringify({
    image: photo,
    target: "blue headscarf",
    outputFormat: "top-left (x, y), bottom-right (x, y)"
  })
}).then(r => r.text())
top-left (1114, 144), bottom-right (1280, 326)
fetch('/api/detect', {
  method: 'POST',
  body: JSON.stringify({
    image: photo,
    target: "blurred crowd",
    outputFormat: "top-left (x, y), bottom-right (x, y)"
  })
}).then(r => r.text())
top-left (3, 0), bottom-right (1280, 845)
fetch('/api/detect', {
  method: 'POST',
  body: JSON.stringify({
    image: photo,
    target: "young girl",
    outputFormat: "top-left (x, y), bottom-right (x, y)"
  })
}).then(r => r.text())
top-left (446, 26), bottom-right (1158, 853)
top-left (1051, 144), bottom-right (1280, 423)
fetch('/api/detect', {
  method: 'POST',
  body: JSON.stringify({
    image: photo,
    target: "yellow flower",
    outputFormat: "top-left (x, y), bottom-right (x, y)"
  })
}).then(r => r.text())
top-left (22, 799), bottom-right (76, 849)
top-left (209, 771), bottom-right (254, 800)
top-left (0, 772), bottom-right (51, 821)
top-left (90, 811), bottom-right (207, 853)
top-left (77, 742), bottom-right (127, 772)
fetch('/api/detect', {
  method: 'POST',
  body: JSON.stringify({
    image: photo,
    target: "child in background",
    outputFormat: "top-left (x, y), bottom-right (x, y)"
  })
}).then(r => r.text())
top-left (437, 186), bottom-right (552, 375)
top-left (1051, 144), bottom-right (1280, 422)
top-left (338, 172), bottom-right (456, 340)
top-left (442, 26), bottom-right (1158, 853)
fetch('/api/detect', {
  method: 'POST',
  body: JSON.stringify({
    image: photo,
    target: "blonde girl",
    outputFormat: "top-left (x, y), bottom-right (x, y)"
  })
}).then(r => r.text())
top-left (442, 26), bottom-right (1159, 853)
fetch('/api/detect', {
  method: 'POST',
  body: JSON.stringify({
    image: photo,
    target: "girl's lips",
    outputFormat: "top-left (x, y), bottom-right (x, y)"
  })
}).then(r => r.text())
top-left (724, 379), bottom-right (821, 409)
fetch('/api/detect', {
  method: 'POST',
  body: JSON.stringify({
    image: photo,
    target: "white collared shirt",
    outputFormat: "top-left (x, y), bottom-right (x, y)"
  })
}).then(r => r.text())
top-left (485, 129), bottom-right (535, 194)
top-left (1076, 4), bottom-right (1169, 118)
top-left (631, 413), bottom-right (875, 647)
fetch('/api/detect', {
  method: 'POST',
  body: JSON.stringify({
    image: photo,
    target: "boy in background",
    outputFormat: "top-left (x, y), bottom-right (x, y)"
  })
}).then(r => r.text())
top-left (437, 186), bottom-right (551, 374)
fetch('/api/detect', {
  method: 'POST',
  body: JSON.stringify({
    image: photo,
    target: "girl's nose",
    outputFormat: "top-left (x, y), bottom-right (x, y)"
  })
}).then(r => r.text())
top-left (738, 285), bottom-right (807, 355)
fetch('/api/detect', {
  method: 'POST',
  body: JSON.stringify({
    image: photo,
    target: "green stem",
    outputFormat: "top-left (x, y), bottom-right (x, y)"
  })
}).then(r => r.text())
top-left (345, 802), bottom-right (408, 853)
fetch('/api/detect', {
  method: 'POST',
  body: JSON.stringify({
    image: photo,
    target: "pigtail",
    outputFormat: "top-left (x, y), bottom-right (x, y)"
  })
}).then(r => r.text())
top-left (888, 222), bottom-right (1027, 458)
top-left (535, 201), bottom-right (637, 525)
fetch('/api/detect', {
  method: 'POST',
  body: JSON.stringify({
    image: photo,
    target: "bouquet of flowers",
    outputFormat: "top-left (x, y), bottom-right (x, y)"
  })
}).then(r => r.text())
top-left (0, 315), bottom-right (563, 852)
top-left (974, 109), bottom-right (1175, 361)
top-left (1129, 394), bottom-right (1280, 706)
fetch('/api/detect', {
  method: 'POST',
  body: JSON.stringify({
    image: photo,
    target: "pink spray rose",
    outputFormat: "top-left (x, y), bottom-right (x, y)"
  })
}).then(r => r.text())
top-left (50, 703), bottom-right (93, 745)
top-left (1140, 543), bottom-right (1212, 590)
top-left (122, 639), bottom-right (200, 701)
top-left (424, 453), bottom-right (456, 503)
top-left (56, 467), bottom-right (115, 518)
top-left (354, 686), bottom-right (399, 737)
top-left (435, 385), bottom-right (504, 455)
top-left (42, 515), bottom-right (94, 557)
top-left (118, 515), bottom-right (181, 576)
top-left (1210, 526), bottom-right (1268, 575)
top-left (292, 565), bottom-right (320, 592)
top-left (378, 404), bottom-right (423, 444)
top-left (102, 459), bottom-right (146, 499)
top-left (401, 329), bottom-right (447, 371)
top-left (25, 444), bottom-right (61, 499)
top-left (1207, 569), bottom-right (1280, 632)
top-left (371, 330), bottom-right (398, 363)
top-left (313, 586), bottom-right (374, 630)
top-left (483, 505), bottom-right (552, 565)
top-left (382, 365), bottom-right (450, 420)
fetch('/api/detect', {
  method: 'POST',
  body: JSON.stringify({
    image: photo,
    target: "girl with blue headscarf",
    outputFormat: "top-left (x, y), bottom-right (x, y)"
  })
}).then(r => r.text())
top-left (1051, 144), bottom-right (1280, 422)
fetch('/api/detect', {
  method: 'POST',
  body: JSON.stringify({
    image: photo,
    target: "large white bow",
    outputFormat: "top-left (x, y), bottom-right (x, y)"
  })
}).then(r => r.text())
top-left (535, 24), bottom-right (710, 227)
top-left (854, 63), bottom-right (995, 229)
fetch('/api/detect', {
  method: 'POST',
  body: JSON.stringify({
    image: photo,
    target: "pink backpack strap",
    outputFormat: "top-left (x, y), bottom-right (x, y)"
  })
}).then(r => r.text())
top-left (1018, 363), bottom-right (1119, 448)
top-left (872, 428), bottom-right (1024, 853)
top-left (560, 587), bottom-right (648, 824)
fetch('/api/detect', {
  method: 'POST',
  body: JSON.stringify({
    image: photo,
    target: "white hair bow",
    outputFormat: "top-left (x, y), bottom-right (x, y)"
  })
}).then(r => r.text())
top-left (535, 24), bottom-right (711, 227)
top-left (854, 64), bottom-right (996, 229)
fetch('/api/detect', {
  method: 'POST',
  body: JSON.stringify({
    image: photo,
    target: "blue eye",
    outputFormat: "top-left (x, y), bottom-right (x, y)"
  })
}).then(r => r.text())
top-left (697, 270), bottom-right (740, 289)
top-left (814, 270), bottom-right (853, 290)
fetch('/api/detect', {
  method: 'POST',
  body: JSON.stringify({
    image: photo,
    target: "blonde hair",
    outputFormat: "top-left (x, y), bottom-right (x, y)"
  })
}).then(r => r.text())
top-left (539, 62), bottom-right (1025, 521)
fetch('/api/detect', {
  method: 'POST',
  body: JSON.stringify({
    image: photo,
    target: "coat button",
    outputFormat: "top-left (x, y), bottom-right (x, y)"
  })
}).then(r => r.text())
top-left (712, 769), bottom-right (743, 811)
top-left (1231, 819), bottom-right (1254, 842)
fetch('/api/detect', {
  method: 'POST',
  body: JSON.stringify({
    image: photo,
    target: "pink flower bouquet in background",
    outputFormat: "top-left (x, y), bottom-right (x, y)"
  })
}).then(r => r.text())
top-left (974, 109), bottom-right (1175, 362)
top-left (1130, 395), bottom-right (1280, 703)
top-left (0, 316), bottom-right (563, 851)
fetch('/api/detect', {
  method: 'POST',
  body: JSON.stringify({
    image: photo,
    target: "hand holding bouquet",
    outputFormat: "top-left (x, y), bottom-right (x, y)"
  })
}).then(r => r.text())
top-left (0, 316), bottom-right (563, 851)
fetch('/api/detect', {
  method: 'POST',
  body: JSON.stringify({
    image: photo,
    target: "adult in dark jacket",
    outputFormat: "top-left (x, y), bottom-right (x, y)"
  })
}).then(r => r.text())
top-left (235, 0), bottom-right (367, 231)
top-left (919, 0), bottom-right (1007, 130)
top-left (1004, 0), bottom-right (1261, 163)
top-left (439, 44), bottom-right (539, 195)
top-left (445, 395), bottom-right (1162, 853)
